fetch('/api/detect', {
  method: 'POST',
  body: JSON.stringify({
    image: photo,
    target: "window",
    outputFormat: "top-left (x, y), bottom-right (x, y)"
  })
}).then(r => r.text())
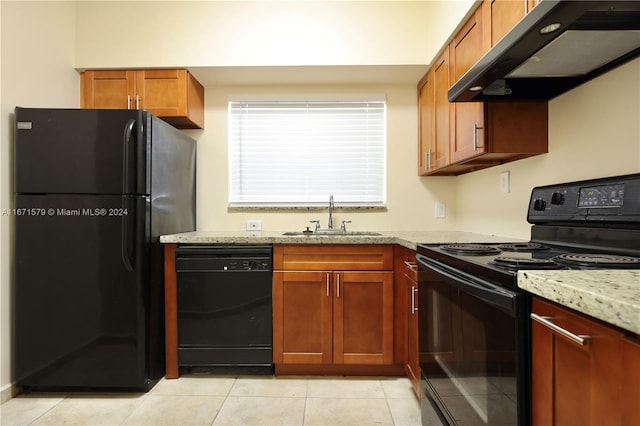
top-left (228, 98), bottom-right (386, 208)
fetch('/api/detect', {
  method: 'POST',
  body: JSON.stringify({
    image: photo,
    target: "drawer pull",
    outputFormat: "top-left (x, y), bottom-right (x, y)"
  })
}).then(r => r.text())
top-left (404, 261), bottom-right (418, 272)
top-left (411, 286), bottom-right (418, 314)
top-left (326, 273), bottom-right (330, 297)
top-left (531, 313), bottom-right (591, 346)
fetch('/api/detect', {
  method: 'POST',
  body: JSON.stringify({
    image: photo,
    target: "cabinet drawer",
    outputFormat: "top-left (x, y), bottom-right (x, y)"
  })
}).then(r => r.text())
top-left (274, 244), bottom-right (393, 271)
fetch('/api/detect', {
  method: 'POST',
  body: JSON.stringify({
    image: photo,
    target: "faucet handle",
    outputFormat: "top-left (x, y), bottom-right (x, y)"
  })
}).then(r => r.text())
top-left (309, 220), bottom-right (320, 231)
top-left (341, 220), bottom-right (351, 232)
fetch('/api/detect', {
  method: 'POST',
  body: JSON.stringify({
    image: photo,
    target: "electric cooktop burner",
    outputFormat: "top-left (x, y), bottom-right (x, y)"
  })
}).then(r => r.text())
top-left (498, 243), bottom-right (549, 252)
top-left (440, 244), bottom-right (501, 255)
top-left (552, 254), bottom-right (640, 269)
top-left (490, 256), bottom-right (560, 270)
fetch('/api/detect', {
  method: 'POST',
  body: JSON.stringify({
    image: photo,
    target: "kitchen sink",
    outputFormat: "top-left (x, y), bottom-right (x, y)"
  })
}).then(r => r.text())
top-left (282, 230), bottom-right (382, 236)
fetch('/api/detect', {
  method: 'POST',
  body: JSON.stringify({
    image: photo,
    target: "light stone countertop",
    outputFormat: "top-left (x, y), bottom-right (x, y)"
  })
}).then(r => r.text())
top-left (518, 270), bottom-right (640, 335)
top-left (161, 230), bottom-right (639, 334)
top-left (159, 229), bottom-right (524, 251)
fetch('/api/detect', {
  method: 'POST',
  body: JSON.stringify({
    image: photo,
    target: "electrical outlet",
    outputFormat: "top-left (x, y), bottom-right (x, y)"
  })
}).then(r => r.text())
top-left (246, 220), bottom-right (262, 231)
top-left (500, 171), bottom-right (510, 194)
top-left (435, 202), bottom-right (446, 218)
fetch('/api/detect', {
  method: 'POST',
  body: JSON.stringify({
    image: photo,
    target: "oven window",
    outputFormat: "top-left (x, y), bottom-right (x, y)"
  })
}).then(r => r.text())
top-left (419, 276), bottom-right (519, 425)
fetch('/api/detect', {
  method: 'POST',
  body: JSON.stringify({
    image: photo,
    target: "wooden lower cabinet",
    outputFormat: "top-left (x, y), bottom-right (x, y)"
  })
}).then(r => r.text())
top-left (273, 245), bottom-right (394, 369)
top-left (394, 245), bottom-right (420, 398)
top-left (273, 270), bottom-right (394, 365)
top-left (531, 297), bottom-right (640, 426)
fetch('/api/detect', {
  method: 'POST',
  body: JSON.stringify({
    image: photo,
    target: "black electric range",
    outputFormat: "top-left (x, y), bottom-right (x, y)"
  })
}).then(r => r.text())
top-left (419, 227), bottom-right (640, 288)
top-left (416, 173), bottom-right (640, 426)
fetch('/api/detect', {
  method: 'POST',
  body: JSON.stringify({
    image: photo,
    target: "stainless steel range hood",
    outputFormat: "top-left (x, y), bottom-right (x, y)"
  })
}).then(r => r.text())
top-left (449, 0), bottom-right (640, 102)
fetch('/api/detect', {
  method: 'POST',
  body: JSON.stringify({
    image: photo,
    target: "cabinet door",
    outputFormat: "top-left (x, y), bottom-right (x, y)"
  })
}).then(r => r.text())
top-left (81, 70), bottom-right (135, 109)
top-left (273, 271), bottom-right (333, 364)
top-left (417, 69), bottom-right (435, 175)
top-left (417, 48), bottom-right (451, 175)
top-left (432, 50), bottom-right (451, 170)
top-left (621, 336), bottom-right (640, 424)
top-left (531, 298), bottom-right (631, 426)
top-left (136, 70), bottom-right (188, 118)
top-left (333, 271), bottom-right (394, 365)
top-left (551, 310), bottom-right (591, 426)
top-left (450, 8), bottom-right (485, 163)
top-left (531, 299), bottom-right (554, 426)
top-left (487, 0), bottom-right (525, 47)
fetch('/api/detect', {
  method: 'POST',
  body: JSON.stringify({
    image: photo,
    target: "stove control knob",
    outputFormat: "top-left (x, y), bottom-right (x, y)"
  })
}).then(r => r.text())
top-left (551, 192), bottom-right (565, 205)
top-left (533, 199), bottom-right (547, 211)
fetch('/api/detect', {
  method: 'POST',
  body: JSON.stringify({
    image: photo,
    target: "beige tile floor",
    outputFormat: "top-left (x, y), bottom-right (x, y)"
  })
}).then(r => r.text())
top-left (0, 375), bottom-right (441, 426)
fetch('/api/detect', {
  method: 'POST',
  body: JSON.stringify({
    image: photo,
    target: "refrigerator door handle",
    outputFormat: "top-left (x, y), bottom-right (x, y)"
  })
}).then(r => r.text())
top-left (121, 197), bottom-right (135, 271)
top-left (123, 119), bottom-right (136, 194)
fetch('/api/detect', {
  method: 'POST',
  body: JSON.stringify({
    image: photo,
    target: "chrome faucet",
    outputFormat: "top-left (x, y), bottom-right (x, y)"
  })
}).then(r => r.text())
top-left (328, 194), bottom-right (334, 229)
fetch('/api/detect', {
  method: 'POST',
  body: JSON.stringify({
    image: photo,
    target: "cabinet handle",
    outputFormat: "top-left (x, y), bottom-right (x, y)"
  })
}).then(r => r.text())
top-left (524, 0), bottom-right (527, 14)
top-left (336, 274), bottom-right (341, 298)
top-left (127, 96), bottom-right (131, 110)
top-left (411, 286), bottom-right (418, 314)
top-left (135, 95), bottom-right (140, 110)
top-left (531, 313), bottom-right (591, 346)
top-left (326, 273), bottom-right (330, 297)
top-left (473, 123), bottom-right (484, 151)
top-left (404, 261), bottom-right (417, 272)
top-left (426, 151), bottom-right (432, 170)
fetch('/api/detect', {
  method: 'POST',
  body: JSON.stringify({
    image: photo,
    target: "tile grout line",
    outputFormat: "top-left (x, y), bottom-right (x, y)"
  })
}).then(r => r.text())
top-left (209, 376), bottom-right (237, 426)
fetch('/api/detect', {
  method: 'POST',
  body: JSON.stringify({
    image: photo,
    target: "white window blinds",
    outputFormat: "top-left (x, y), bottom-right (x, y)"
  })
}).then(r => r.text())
top-left (228, 99), bottom-right (387, 207)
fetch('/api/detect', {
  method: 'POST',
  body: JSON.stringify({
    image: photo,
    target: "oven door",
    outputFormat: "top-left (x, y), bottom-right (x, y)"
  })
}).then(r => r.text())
top-left (416, 254), bottom-right (530, 426)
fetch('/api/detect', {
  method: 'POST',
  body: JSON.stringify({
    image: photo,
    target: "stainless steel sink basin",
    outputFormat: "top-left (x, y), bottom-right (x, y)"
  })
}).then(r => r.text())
top-left (282, 230), bottom-right (382, 236)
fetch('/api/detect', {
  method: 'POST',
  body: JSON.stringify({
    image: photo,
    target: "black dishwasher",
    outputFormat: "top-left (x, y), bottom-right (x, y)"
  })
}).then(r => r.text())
top-left (176, 245), bottom-right (273, 373)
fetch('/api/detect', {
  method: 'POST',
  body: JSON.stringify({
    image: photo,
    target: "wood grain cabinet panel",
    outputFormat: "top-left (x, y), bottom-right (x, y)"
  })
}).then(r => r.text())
top-left (273, 245), bottom-right (394, 368)
top-left (417, 1), bottom-right (548, 176)
top-left (531, 297), bottom-right (639, 426)
top-left (81, 69), bottom-right (204, 129)
top-left (418, 50), bottom-right (450, 175)
top-left (273, 271), bottom-right (333, 365)
top-left (393, 246), bottom-right (420, 398)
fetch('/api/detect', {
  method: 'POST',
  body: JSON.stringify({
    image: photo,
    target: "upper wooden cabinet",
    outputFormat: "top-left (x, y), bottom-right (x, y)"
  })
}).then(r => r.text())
top-left (484, 0), bottom-right (540, 48)
top-left (418, 49), bottom-right (450, 174)
top-left (418, 1), bottom-right (548, 176)
top-left (81, 69), bottom-right (204, 129)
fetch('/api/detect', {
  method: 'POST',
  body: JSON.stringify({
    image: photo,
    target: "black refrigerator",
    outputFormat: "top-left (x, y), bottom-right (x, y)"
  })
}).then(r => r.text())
top-left (13, 107), bottom-right (196, 391)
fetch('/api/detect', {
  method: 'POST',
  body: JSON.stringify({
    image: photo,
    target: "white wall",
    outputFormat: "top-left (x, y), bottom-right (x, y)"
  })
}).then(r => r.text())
top-left (0, 0), bottom-right (79, 401)
top-left (74, 0), bottom-right (476, 69)
top-left (454, 58), bottom-right (640, 239)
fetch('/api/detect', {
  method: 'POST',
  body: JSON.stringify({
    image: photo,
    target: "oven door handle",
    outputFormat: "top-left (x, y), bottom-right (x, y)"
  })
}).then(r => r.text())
top-left (416, 254), bottom-right (517, 314)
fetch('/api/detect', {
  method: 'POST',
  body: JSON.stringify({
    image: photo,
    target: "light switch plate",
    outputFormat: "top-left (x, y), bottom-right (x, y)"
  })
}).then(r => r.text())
top-left (500, 171), bottom-right (510, 194)
top-left (246, 220), bottom-right (262, 231)
top-left (435, 202), bottom-right (446, 218)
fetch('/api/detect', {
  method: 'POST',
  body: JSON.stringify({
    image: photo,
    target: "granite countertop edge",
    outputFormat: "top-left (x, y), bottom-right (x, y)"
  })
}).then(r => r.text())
top-left (159, 230), bottom-right (525, 251)
top-left (518, 269), bottom-right (640, 335)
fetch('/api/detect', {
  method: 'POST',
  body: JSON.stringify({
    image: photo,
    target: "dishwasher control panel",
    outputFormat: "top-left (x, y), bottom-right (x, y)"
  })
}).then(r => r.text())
top-left (219, 259), bottom-right (271, 271)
